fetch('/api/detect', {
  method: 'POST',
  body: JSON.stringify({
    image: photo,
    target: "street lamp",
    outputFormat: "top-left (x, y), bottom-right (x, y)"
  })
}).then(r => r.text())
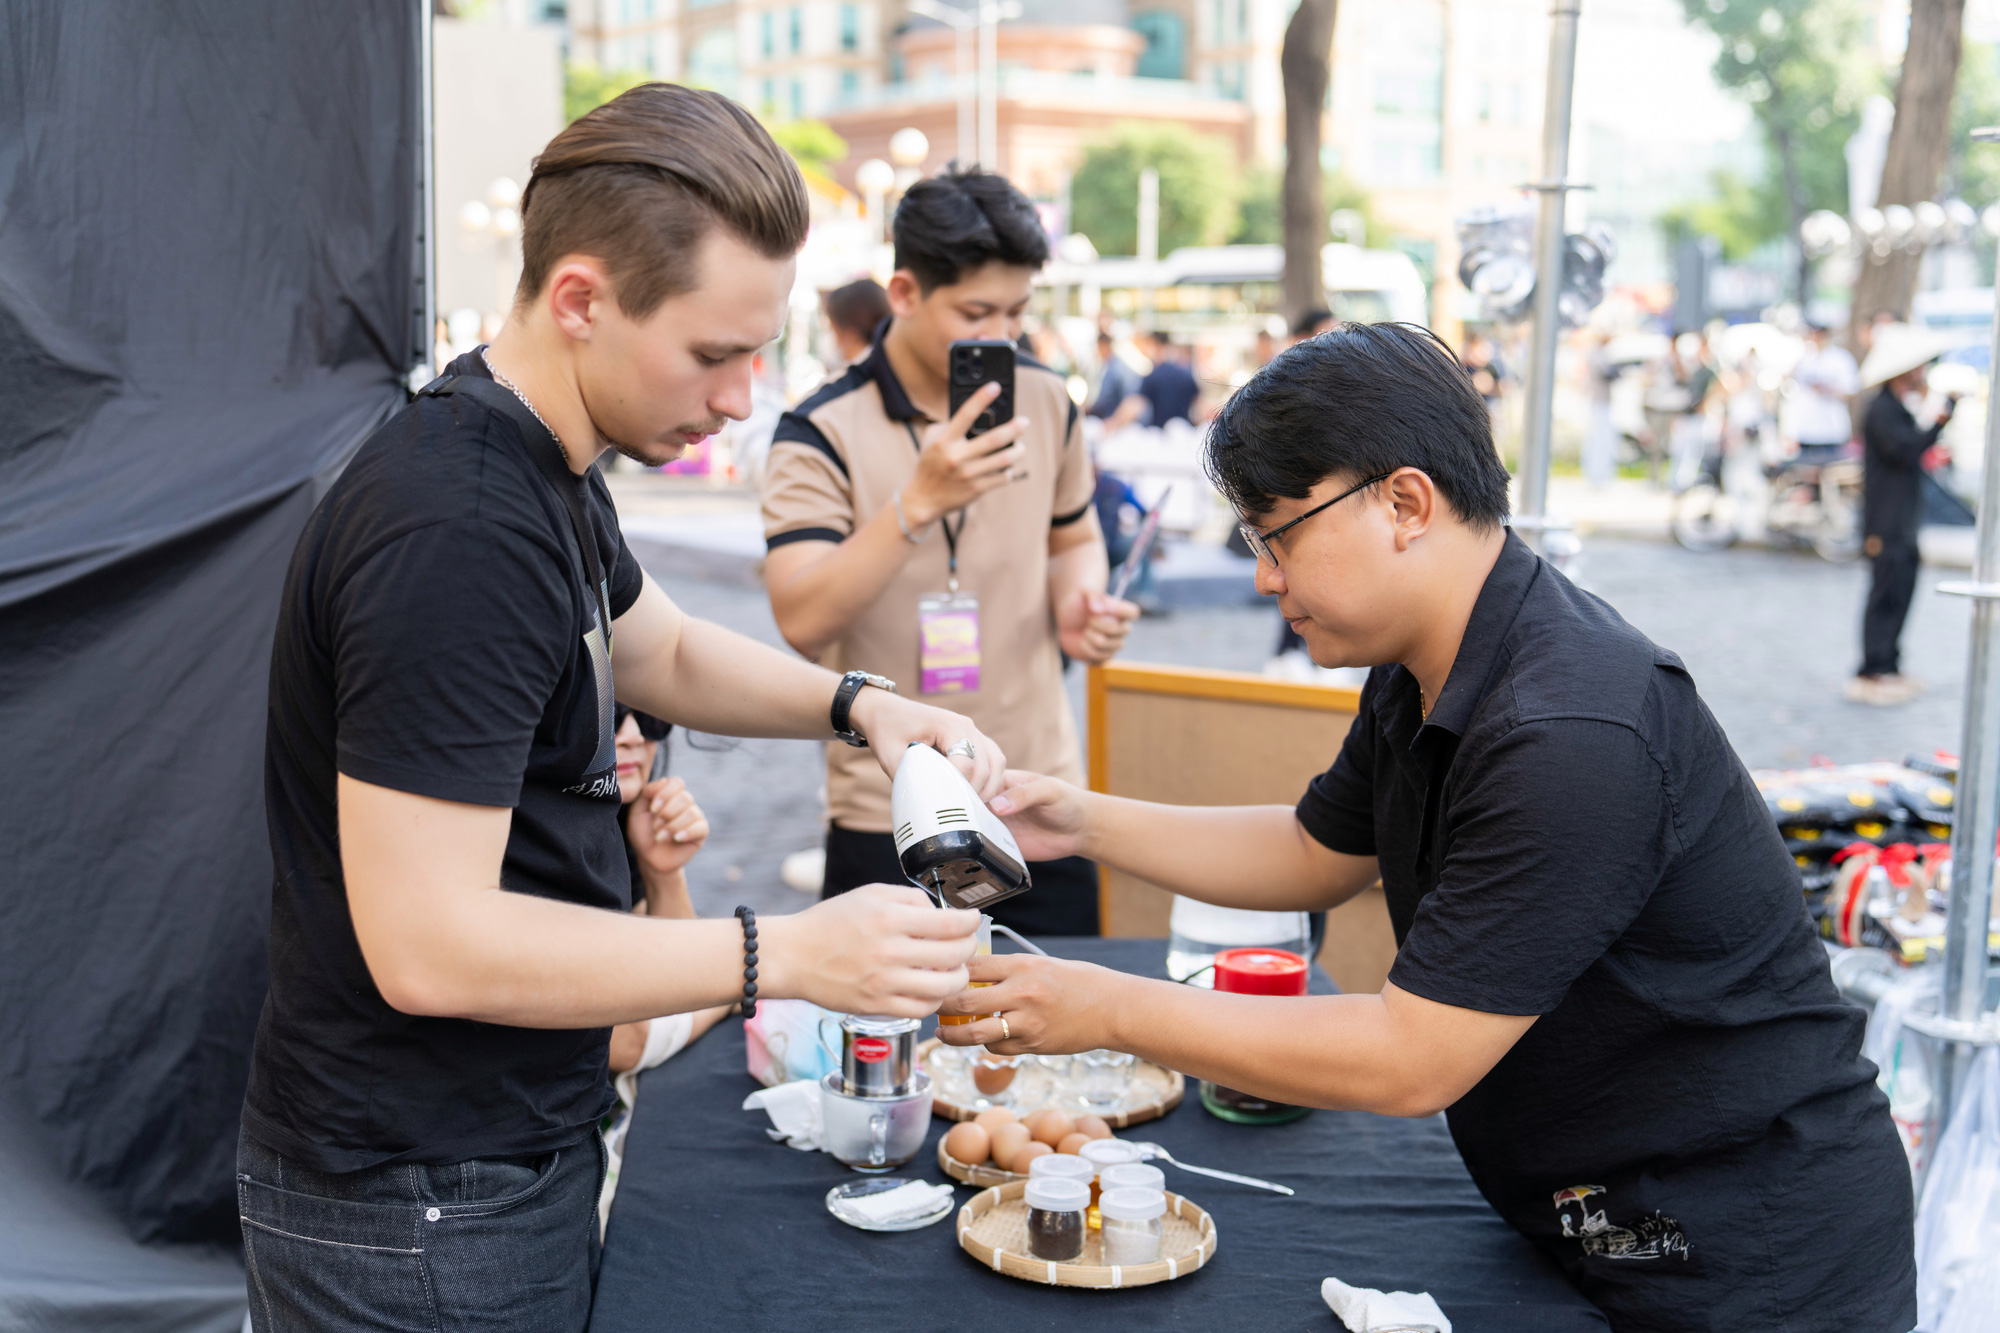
top-left (889, 126), bottom-right (929, 194)
top-left (905, 0), bottom-right (1020, 168)
top-left (458, 176), bottom-right (524, 326)
top-left (856, 157), bottom-right (896, 244)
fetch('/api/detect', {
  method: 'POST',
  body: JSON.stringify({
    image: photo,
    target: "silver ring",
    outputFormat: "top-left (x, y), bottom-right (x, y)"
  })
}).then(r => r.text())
top-left (946, 739), bottom-right (977, 760)
top-left (999, 1015), bottom-right (1010, 1041)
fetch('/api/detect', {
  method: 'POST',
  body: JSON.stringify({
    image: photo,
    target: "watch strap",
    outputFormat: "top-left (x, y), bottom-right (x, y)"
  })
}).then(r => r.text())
top-left (830, 670), bottom-right (896, 747)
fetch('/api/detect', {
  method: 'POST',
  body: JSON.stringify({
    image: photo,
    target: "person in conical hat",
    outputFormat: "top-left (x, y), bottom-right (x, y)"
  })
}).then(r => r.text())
top-left (1848, 322), bottom-right (1958, 706)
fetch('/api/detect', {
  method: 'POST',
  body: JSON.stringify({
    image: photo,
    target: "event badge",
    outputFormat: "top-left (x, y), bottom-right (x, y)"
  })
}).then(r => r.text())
top-left (918, 592), bottom-right (981, 695)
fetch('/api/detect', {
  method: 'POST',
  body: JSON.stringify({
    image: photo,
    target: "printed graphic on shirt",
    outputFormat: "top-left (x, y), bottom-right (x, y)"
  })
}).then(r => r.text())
top-left (566, 603), bottom-right (619, 800)
top-left (1553, 1185), bottom-right (1689, 1261)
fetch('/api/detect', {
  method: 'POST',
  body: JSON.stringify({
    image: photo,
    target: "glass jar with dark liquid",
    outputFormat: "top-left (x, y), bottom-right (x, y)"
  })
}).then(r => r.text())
top-left (1198, 947), bottom-right (1313, 1125)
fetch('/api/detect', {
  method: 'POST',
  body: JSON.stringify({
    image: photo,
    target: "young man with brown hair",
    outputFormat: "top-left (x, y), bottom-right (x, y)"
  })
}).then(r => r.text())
top-left (760, 167), bottom-right (1136, 936)
top-left (238, 85), bottom-right (998, 1331)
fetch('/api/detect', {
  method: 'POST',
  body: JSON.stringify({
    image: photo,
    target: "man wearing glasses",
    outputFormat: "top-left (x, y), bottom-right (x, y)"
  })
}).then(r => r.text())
top-left (936, 323), bottom-right (1914, 1329)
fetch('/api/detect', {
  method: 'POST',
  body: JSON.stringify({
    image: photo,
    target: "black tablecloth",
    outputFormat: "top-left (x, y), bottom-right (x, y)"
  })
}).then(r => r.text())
top-left (590, 938), bottom-right (1607, 1331)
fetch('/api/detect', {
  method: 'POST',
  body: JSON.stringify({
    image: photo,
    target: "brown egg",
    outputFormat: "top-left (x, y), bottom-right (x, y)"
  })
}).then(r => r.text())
top-left (972, 1107), bottom-right (1017, 1134)
top-left (1055, 1132), bottom-right (1091, 1156)
top-left (943, 1120), bottom-right (991, 1166)
top-left (972, 1060), bottom-right (1017, 1096)
top-left (1075, 1115), bottom-right (1113, 1140)
top-left (1030, 1109), bottom-right (1075, 1147)
top-left (988, 1122), bottom-right (1033, 1172)
top-left (1011, 1141), bottom-right (1053, 1173)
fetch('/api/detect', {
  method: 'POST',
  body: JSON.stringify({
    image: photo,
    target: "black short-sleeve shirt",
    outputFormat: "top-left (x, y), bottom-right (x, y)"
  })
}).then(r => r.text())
top-left (244, 350), bottom-right (645, 1173)
top-left (1297, 533), bottom-right (1914, 1331)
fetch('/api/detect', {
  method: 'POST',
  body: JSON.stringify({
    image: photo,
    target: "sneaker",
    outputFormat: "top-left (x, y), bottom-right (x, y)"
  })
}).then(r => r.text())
top-left (779, 847), bottom-right (825, 894)
top-left (1846, 674), bottom-right (1919, 706)
top-left (1875, 674), bottom-right (1923, 704)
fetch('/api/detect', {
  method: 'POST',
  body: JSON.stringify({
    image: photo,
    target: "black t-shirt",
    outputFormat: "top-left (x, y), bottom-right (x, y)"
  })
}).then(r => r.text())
top-left (244, 350), bottom-right (645, 1173)
top-left (1297, 533), bottom-right (1914, 1332)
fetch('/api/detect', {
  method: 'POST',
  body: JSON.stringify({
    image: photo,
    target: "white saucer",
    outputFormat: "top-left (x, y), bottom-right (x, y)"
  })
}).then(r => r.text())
top-left (824, 1177), bottom-right (956, 1232)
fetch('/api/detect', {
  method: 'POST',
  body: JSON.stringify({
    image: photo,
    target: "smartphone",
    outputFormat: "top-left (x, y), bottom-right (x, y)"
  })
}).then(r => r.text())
top-left (947, 339), bottom-right (1015, 440)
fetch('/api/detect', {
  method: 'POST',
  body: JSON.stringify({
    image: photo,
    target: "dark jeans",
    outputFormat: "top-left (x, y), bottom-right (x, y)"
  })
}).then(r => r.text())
top-left (237, 1128), bottom-right (604, 1332)
top-left (1861, 536), bottom-right (1920, 677)
top-left (823, 823), bottom-right (1100, 936)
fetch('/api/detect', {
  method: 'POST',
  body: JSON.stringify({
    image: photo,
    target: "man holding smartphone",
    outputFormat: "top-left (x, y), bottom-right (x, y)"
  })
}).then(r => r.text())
top-left (761, 167), bottom-right (1138, 936)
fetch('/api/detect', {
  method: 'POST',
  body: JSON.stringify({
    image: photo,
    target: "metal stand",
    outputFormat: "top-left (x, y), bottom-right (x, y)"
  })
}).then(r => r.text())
top-left (1933, 127), bottom-right (2000, 1138)
top-left (409, 0), bottom-right (436, 389)
top-left (1514, 0), bottom-right (1583, 556)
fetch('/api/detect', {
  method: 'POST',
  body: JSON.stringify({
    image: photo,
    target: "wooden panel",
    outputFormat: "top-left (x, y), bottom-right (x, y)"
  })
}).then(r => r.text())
top-left (1087, 662), bottom-right (1399, 994)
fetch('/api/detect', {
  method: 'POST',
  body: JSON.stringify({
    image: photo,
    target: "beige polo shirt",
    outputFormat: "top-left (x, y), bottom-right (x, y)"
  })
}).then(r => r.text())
top-left (761, 331), bottom-right (1097, 832)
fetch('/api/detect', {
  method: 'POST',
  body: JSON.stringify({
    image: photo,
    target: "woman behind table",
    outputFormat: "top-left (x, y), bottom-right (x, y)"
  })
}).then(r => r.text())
top-left (600, 706), bottom-right (730, 1232)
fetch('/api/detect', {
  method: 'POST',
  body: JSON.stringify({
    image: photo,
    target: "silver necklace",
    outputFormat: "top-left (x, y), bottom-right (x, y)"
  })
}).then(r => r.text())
top-left (480, 346), bottom-right (560, 444)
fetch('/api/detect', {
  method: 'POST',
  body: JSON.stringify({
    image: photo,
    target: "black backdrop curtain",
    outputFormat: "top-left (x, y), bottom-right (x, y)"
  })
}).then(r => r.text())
top-left (0, 0), bottom-right (419, 1257)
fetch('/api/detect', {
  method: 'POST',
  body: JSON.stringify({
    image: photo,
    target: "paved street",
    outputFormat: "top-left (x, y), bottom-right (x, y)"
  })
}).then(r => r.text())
top-left (639, 533), bottom-right (1977, 920)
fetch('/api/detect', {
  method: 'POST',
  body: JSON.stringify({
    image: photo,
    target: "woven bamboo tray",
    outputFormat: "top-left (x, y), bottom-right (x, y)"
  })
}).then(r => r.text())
top-left (918, 1038), bottom-right (1183, 1129)
top-left (938, 1135), bottom-right (1030, 1187)
top-left (956, 1181), bottom-right (1217, 1288)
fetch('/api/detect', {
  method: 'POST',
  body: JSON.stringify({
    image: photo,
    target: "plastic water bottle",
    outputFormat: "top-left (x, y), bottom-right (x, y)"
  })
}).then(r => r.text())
top-left (1165, 897), bottom-right (1311, 986)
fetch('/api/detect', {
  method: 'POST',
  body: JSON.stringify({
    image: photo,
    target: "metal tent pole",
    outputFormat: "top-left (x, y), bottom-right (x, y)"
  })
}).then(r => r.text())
top-left (413, 0), bottom-right (436, 385)
top-left (1932, 129), bottom-right (2000, 1137)
top-left (1514, 0), bottom-right (1582, 554)
top-left (977, 0), bottom-right (1000, 169)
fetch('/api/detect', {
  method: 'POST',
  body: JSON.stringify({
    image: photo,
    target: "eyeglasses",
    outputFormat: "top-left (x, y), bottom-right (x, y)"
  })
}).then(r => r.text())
top-left (1238, 472), bottom-right (1393, 566)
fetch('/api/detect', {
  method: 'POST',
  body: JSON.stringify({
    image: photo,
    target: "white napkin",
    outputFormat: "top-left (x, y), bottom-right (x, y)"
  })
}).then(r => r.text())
top-left (840, 1180), bottom-right (953, 1225)
top-left (1321, 1277), bottom-right (1452, 1333)
top-left (742, 1078), bottom-right (824, 1151)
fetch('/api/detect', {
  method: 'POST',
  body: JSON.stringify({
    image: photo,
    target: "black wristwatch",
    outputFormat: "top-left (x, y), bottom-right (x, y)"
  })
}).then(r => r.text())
top-left (830, 670), bottom-right (897, 747)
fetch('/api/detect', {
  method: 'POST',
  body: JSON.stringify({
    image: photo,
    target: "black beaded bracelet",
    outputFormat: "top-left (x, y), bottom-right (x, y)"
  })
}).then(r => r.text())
top-left (733, 905), bottom-right (758, 1018)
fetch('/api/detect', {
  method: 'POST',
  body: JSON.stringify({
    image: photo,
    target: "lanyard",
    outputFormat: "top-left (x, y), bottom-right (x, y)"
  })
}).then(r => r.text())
top-left (420, 372), bottom-right (613, 641)
top-left (905, 420), bottom-right (966, 593)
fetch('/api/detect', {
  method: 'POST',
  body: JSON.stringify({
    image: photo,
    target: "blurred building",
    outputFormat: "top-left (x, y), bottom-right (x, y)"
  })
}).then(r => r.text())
top-left (433, 15), bottom-right (565, 323)
top-left (827, 0), bottom-right (1250, 199)
top-left (560, 0), bottom-right (1748, 335)
top-left (567, 0), bottom-right (894, 114)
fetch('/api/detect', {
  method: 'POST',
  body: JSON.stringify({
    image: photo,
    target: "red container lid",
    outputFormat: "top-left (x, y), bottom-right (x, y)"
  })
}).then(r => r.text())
top-left (1213, 947), bottom-right (1309, 996)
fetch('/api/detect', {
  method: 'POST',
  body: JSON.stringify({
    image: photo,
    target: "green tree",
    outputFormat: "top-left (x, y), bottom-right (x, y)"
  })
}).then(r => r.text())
top-left (564, 62), bottom-right (650, 124)
top-left (1950, 42), bottom-right (2000, 208)
top-left (1068, 124), bottom-right (1240, 258)
top-left (1658, 169), bottom-right (1790, 260)
top-left (1678, 0), bottom-right (1875, 300)
top-left (765, 120), bottom-right (849, 179)
top-left (1230, 166), bottom-right (1375, 246)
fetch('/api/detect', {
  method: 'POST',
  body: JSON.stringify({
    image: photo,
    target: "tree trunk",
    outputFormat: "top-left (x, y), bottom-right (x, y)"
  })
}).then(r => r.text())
top-left (1764, 99), bottom-right (1811, 305)
top-left (1849, 0), bottom-right (1965, 348)
top-left (1280, 0), bottom-right (1339, 326)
